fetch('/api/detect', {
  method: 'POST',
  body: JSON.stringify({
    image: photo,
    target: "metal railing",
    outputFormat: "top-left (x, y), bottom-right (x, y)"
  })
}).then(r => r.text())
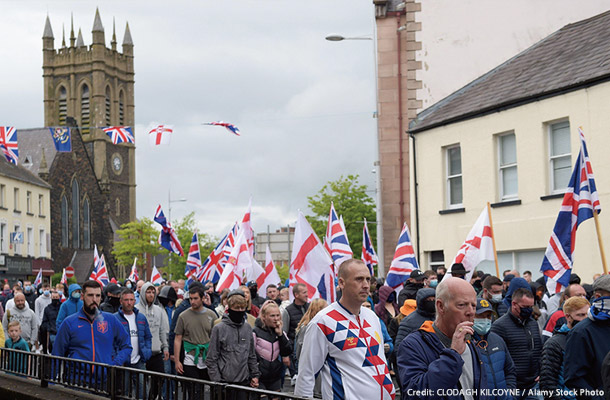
top-left (0, 348), bottom-right (308, 400)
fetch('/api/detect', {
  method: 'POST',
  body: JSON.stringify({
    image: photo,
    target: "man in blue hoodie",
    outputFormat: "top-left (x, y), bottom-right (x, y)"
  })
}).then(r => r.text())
top-left (55, 283), bottom-right (82, 329)
top-left (53, 280), bottom-right (132, 385)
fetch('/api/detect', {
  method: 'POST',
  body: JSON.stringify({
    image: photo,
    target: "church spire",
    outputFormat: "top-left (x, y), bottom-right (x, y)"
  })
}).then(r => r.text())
top-left (122, 22), bottom-right (133, 46)
top-left (76, 28), bottom-right (85, 47)
top-left (62, 24), bottom-right (66, 47)
top-left (111, 17), bottom-right (117, 50)
top-left (70, 13), bottom-right (75, 47)
top-left (43, 15), bottom-right (54, 39)
top-left (92, 7), bottom-right (104, 32)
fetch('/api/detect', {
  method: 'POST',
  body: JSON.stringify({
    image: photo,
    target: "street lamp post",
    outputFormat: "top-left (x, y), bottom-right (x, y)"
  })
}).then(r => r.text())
top-left (326, 33), bottom-right (384, 277)
top-left (167, 189), bottom-right (187, 280)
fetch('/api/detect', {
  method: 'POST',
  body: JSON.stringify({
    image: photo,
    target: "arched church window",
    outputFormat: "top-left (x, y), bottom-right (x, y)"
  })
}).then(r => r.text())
top-left (119, 90), bottom-right (125, 125)
top-left (72, 179), bottom-right (80, 248)
top-left (58, 86), bottom-right (67, 125)
top-left (115, 198), bottom-right (121, 216)
top-left (105, 86), bottom-right (111, 125)
top-left (81, 84), bottom-right (90, 134)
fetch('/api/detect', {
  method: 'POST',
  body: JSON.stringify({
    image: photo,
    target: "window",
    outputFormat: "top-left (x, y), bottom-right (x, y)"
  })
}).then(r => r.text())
top-left (81, 84), bottom-right (90, 134)
top-left (498, 133), bottom-right (518, 200)
top-left (72, 180), bottom-right (80, 248)
top-left (13, 188), bottom-right (19, 211)
top-left (119, 91), bottom-right (125, 125)
top-left (27, 227), bottom-right (33, 256)
top-left (105, 86), bottom-right (111, 125)
top-left (58, 86), bottom-right (67, 125)
top-left (13, 224), bottom-right (21, 255)
top-left (38, 194), bottom-right (44, 216)
top-left (61, 195), bottom-right (68, 247)
top-left (0, 223), bottom-right (6, 253)
top-left (428, 250), bottom-right (445, 271)
top-left (26, 191), bottom-right (32, 214)
top-left (477, 249), bottom-right (545, 280)
top-left (446, 145), bottom-right (463, 207)
top-left (0, 184), bottom-right (5, 208)
top-left (116, 198), bottom-right (121, 216)
top-left (83, 198), bottom-right (90, 249)
top-left (39, 229), bottom-right (46, 257)
top-left (549, 121), bottom-right (571, 193)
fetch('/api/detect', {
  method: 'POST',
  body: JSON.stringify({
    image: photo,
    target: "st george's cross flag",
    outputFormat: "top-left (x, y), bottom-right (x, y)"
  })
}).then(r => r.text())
top-left (150, 265), bottom-right (164, 285)
top-left (33, 268), bottom-right (43, 287)
top-left (103, 126), bottom-right (135, 144)
top-left (541, 128), bottom-right (601, 294)
top-left (60, 268), bottom-right (68, 285)
top-left (204, 121), bottom-right (240, 136)
top-left (148, 125), bottom-right (173, 146)
top-left (289, 211), bottom-right (335, 302)
top-left (154, 205), bottom-right (185, 256)
top-left (216, 229), bottom-right (252, 292)
top-left (128, 258), bottom-right (139, 282)
top-left (258, 245), bottom-right (282, 294)
top-left (0, 127), bottom-right (18, 164)
top-left (361, 218), bottom-right (378, 276)
top-left (385, 223), bottom-right (419, 293)
top-left (324, 202), bottom-right (353, 269)
top-left (240, 198), bottom-right (255, 255)
top-left (448, 207), bottom-right (494, 282)
top-left (90, 245), bottom-right (109, 287)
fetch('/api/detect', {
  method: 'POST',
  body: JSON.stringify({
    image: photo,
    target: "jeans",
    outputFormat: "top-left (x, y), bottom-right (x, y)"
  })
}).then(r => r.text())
top-left (182, 366), bottom-right (209, 399)
top-left (123, 359), bottom-right (146, 398)
top-left (163, 359), bottom-right (176, 400)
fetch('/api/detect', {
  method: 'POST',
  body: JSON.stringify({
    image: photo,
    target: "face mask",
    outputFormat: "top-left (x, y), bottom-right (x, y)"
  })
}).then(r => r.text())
top-left (421, 300), bottom-right (436, 315)
top-left (24, 286), bottom-right (32, 293)
top-left (72, 292), bottom-right (81, 299)
top-left (437, 274), bottom-right (444, 283)
top-left (158, 297), bottom-right (169, 307)
top-left (570, 318), bottom-right (580, 328)
top-left (109, 297), bottom-right (120, 307)
top-left (39, 288), bottom-right (44, 294)
top-left (52, 299), bottom-right (60, 306)
top-left (415, 282), bottom-right (425, 288)
top-left (473, 318), bottom-right (492, 335)
top-left (518, 306), bottom-right (533, 320)
top-left (126, 283), bottom-right (132, 289)
top-left (228, 309), bottom-right (245, 324)
top-left (43, 290), bottom-right (50, 296)
top-left (490, 293), bottom-right (503, 303)
top-left (429, 279), bottom-right (438, 288)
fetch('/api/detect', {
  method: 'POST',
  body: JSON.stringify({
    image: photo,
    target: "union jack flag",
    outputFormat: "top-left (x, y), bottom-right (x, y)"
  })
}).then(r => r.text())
top-left (385, 222), bottom-right (419, 293)
top-left (361, 218), bottom-right (378, 276)
top-left (200, 225), bottom-right (236, 283)
top-left (204, 121), bottom-right (240, 136)
top-left (541, 127), bottom-right (601, 294)
top-left (102, 126), bottom-right (134, 144)
top-left (154, 205), bottom-right (184, 256)
top-left (90, 245), bottom-right (109, 287)
top-left (185, 231), bottom-right (201, 286)
top-left (324, 202), bottom-right (353, 269)
top-left (0, 127), bottom-right (18, 164)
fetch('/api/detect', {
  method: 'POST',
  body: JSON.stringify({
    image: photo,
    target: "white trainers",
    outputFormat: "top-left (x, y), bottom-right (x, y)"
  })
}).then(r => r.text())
top-left (290, 375), bottom-right (298, 386)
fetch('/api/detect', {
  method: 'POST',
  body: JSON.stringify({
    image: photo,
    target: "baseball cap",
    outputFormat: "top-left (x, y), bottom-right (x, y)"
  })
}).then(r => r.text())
top-left (476, 298), bottom-right (493, 315)
top-left (503, 274), bottom-right (515, 283)
top-left (593, 275), bottom-right (610, 293)
top-left (410, 270), bottom-right (425, 281)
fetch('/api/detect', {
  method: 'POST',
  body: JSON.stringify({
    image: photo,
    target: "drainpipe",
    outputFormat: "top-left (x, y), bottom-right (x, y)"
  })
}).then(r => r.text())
top-left (396, 13), bottom-right (405, 226)
top-left (410, 133), bottom-right (420, 261)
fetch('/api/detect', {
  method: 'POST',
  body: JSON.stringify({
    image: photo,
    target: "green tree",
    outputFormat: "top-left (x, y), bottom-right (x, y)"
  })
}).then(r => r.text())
top-left (112, 218), bottom-right (161, 279)
top-left (276, 262), bottom-right (289, 284)
top-left (307, 174), bottom-right (376, 255)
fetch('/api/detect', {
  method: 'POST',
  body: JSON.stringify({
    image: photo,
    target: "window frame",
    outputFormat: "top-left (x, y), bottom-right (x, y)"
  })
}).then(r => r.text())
top-left (446, 145), bottom-right (463, 208)
top-left (497, 132), bottom-right (518, 201)
top-left (549, 120), bottom-right (572, 194)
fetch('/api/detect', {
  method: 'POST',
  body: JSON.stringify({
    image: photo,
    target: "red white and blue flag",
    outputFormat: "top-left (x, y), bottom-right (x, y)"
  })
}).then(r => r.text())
top-left (60, 268), bottom-right (68, 285)
top-left (186, 230), bottom-right (201, 286)
top-left (0, 127), bottom-right (18, 165)
top-left (154, 205), bottom-right (185, 256)
top-left (148, 125), bottom-right (173, 146)
top-left (324, 203), bottom-right (353, 269)
top-left (103, 126), bottom-right (135, 144)
top-left (289, 211), bottom-right (335, 302)
top-left (199, 232), bottom-right (229, 284)
top-left (90, 245), bottom-right (109, 287)
top-left (33, 268), bottom-right (43, 287)
top-left (385, 223), bottom-right (419, 293)
top-left (541, 128), bottom-right (601, 294)
top-left (204, 121), bottom-right (240, 136)
top-left (361, 218), bottom-right (378, 276)
top-left (128, 258), bottom-right (139, 282)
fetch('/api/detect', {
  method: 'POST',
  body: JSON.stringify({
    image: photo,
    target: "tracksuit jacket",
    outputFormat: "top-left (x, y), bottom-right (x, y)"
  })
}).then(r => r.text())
top-left (114, 306), bottom-right (152, 364)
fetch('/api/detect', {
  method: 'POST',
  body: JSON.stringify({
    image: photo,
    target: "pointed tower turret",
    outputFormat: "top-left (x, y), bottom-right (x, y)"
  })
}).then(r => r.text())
top-left (111, 17), bottom-right (117, 51)
top-left (70, 13), bottom-right (75, 47)
top-left (76, 28), bottom-right (85, 47)
top-left (43, 15), bottom-right (54, 49)
top-left (38, 148), bottom-right (49, 181)
top-left (122, 22), bottom-right (133, 55)
top-left (92, 7), bottom-right (105, 45)
top-left (62, 24), bottom-right (66, 47)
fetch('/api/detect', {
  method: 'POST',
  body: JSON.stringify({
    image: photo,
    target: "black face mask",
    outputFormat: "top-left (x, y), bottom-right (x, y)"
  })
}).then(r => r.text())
top-left (421, 300), bottom-right (436, 315)
top-left (571, 319), bottom-right (580, 328)
top-left (518, 306), bottom-right (533, 320)
top-left (437, 274), bottom-right (445, 283)
top-left (52, 299), bottom-right (61, 306)
top-left (158, 297), bottom-right (169, 307)
top-left (228, 309), bottom-right (245, 324)
top-left (109, 296), bottom-right (120, 307)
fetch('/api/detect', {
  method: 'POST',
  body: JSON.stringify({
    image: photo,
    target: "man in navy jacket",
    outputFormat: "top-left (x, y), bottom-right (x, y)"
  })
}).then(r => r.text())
top-left (398, 277), bottom-right (488, 400)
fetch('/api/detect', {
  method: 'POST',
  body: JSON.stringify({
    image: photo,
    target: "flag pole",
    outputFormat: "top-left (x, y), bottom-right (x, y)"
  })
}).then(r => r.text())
top-left (593, 209), bottom-right (608, 274)
top-left (486, 202), bottom-right (500, 277)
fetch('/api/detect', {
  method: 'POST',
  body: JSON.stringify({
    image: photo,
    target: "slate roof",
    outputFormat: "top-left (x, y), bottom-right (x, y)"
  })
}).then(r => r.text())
top-left (410, 10), bottom-right (610, 133)
top-left (0, 157), bottom-right (51, 189)
top-left (17, 128), bottom-right (59, 176)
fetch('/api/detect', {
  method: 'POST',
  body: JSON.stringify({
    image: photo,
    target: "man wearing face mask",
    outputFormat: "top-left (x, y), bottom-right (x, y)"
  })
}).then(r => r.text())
top-left (540, 296), bottom-right (590, 400)
top-left (23, 280), bottom-right (37, 310)
top-left (206, 289), bottom-right (260, 394)
top-left (34, 283), bottom-right (52, 324)
top-left (425, 270), bottom-right (439, 288)
top-left (56, 283), bottom-right (83, 329)
top-left (398, 269), bottom-right (427, 307)
top-left (473, 299), bottom-right (516, 400)
top-left (490, 288), bottom-right (542, 399)
top-left (40, 291), bottom-right (62, 353)
top-left (100, 283), bottom-right (123, 313)
top-left (395, 287), bottom-right (436, 348)
top-left (564, 275), bottom-right (610, 398)
top-left (480, 276), bottom-right (504, 321)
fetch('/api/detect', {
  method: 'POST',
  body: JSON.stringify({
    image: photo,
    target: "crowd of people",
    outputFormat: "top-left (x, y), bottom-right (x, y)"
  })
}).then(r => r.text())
top-left (1, 262), bottom-right (610, 400)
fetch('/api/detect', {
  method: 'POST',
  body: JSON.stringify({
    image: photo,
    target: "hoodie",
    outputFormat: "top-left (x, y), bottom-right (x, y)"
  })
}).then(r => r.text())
top-left (2, 304), bottom-right (39, 345)
top-left (374, 285), bottom-right (400, 327)
top-left (395, 288), bottom-right (436, 347)
top-left (497, 278), bottom-right (531, 318)
top-left (56, 284), bottom-right (83, 329)
top-left (136, 282), bottom-right (169, 354)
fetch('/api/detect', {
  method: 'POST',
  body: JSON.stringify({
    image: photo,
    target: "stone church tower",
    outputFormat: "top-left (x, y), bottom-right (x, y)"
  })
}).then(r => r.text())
top-left (42, 9), bottom-right (136, 227)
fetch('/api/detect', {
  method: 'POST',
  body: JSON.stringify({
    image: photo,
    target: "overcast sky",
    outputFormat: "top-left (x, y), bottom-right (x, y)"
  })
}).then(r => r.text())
top-left (1, 0), bottom-right (378, 239)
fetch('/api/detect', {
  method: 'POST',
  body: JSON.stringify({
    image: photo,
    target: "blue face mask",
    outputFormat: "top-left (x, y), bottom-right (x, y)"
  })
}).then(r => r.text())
top-left (429, 279), bottom-right (438, 288)
top-left (590, 296), bottom-right (610, 321)
top-left (473, 318), bottom-right (492, 335)
top-left (72, 292), bottom-right (81, 299)
top-left (43, 290), bottom-right (50, 296)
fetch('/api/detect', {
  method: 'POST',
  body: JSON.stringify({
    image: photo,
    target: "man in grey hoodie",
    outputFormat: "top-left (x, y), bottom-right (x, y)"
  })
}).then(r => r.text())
top-left (2, 292), bottom-right (39, 349)
top-left (136, 282), bottom-right (169, 399)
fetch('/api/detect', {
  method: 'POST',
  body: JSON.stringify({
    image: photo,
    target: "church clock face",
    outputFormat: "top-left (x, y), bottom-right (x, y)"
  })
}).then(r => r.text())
top-left (111, 153), bottom-right (123, 175)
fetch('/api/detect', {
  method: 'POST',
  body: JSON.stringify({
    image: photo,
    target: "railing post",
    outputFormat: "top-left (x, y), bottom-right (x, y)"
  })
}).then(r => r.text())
top-left (109, 365), bottom-right (117, 400)
top-left (40, 353), bottom-right (48, 388)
